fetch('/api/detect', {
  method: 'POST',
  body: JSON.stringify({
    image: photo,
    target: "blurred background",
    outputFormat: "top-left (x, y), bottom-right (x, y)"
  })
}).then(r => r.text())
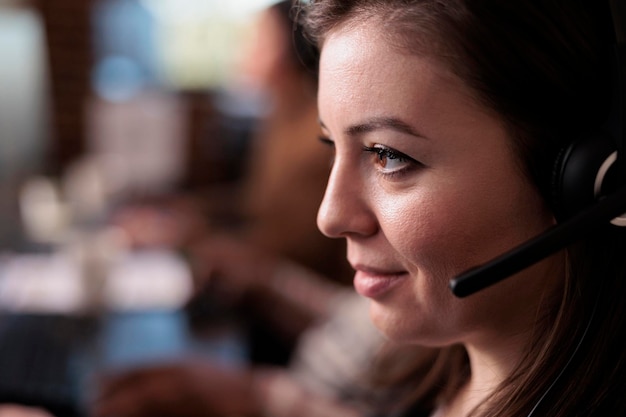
top-left (0, 0), bottom-right (279, 252)
top-left (0, 1), bottom-right (351, 415)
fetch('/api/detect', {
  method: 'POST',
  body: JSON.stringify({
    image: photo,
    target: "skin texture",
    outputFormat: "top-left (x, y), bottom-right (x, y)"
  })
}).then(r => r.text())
top-left (315, 17), bottom-right (565, 414)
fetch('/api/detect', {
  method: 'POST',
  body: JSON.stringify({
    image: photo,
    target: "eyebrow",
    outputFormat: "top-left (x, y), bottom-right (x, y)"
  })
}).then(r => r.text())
top-left (320, 116), bottom-right (426, 139)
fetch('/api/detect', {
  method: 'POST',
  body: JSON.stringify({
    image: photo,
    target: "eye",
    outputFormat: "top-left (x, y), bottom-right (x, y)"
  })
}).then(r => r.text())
top-left (319, 135), bottom-right (336, 167)
top-left (363, 144), bottom-right (420, 175)
top-left (318, 135), bottom-right (334, 147)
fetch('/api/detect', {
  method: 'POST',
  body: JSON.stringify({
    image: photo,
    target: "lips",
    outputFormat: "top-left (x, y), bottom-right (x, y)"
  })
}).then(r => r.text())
top-left (353, 266), bottom-right (408, 299)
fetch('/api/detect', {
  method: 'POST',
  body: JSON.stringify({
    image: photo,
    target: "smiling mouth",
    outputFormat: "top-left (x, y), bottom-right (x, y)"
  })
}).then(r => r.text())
top-left (353, 268), bottom-right (408, 299)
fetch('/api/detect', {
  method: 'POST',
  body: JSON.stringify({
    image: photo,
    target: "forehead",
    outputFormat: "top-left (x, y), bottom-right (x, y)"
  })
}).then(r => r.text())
top-left (318, 19), bottom-right (479, 127)
top-left (320, 20), bottom-right (420, 83)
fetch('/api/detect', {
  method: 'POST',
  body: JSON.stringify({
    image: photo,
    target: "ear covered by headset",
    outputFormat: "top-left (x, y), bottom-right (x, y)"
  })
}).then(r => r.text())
top-left (551, 131), bottom-right (620, 222)
top-left (551, 0), bottom-right (626, 224)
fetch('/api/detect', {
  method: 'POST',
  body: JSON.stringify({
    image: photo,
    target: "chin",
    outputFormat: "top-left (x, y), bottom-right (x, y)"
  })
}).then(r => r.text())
top-left (369, 302), bottom-right (417, 343)
top-left (369, 301), bottom-right (450, 346)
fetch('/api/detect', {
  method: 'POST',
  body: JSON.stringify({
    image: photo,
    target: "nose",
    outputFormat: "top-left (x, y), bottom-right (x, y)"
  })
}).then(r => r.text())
top-left (317, 158), bottom-right (377, 239)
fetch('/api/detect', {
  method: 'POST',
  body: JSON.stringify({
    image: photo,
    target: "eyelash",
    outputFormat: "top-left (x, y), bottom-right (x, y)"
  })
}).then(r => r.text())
top-left (319, 136), bottom-right (336, 167)
top-left (319, 136), bottom-right (334, 147)
top-left (319, 136), bottom-right (422, 179)
top-left (363, 145), bottom-right (421, 177)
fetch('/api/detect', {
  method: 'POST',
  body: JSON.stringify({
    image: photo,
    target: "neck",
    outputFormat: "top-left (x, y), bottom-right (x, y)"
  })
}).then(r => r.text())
top-left (438, 334), bottom-right (529, 417)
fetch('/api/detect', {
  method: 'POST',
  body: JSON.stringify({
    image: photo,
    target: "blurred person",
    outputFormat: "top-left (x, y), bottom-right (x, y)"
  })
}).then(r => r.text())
top-left (234, 0), bottom-right (345, 282)
top-left (186, 0), bottom-right (354, 359)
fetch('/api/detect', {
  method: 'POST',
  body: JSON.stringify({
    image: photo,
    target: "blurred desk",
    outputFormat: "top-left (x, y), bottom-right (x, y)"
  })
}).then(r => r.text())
top-left (0, 249), bottom-right (247, 417)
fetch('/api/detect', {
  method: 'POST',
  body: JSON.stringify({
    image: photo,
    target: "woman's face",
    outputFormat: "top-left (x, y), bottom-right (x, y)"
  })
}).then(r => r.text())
top-left (317, 19), bottom-right (563, 348)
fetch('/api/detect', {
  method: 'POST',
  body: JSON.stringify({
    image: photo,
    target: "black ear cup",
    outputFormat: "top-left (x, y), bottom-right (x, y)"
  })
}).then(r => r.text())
top-left (552, 131), bottom-right (618, 221)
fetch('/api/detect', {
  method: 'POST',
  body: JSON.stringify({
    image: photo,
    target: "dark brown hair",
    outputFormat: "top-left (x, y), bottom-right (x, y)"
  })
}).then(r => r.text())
top-left (298, 1), bottom-right (626, 416)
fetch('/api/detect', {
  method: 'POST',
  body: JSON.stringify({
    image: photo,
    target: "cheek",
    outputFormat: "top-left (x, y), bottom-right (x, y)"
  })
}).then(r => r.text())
top-left (379, 177), bottom-right (551, 281)
top-left (379, 192), bottom-right (464, 278)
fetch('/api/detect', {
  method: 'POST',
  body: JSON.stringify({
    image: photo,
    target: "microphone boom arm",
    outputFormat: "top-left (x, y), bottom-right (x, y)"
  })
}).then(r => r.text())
top-left (450, 185), bottom-right (626, 297)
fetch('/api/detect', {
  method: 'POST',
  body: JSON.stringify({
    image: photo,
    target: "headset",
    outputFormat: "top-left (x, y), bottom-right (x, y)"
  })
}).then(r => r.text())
top-left (450, 0), bottom-right (626, 297)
